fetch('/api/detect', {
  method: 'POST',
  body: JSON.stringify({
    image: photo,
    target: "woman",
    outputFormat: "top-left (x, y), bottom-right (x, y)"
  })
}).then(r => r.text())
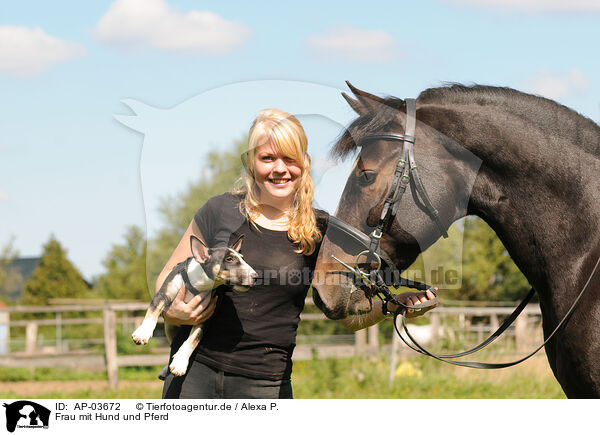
top-left (159, 108), bottom-right (436, 399)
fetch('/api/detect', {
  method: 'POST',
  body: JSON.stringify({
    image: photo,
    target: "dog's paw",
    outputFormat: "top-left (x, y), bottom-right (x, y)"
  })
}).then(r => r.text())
top-left (169, 355), bottom-right (190, 376)
top-left (131, 324), bottom-right (154, 345)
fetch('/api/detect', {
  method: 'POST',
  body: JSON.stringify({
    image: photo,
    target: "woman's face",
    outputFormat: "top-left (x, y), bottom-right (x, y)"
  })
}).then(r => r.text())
top-left (252, 142), bottom-right (303, 207)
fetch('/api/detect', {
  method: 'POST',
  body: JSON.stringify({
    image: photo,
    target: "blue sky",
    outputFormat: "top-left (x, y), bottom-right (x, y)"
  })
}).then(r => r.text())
top-left (1, 0), bottom-right (598, 279)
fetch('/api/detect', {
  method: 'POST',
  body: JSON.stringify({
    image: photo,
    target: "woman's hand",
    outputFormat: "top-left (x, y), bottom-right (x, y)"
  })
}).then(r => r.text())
top-left (389, 289), bottom-right (437, 318)
top-left (163, 286), bottom-right (218, 325)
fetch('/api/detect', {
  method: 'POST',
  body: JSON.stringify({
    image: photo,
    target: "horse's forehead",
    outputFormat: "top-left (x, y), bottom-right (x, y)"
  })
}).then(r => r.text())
top-left (348, 107), bottom-right (400, 135)
top-left (358, 141), bottom-right (402, 164)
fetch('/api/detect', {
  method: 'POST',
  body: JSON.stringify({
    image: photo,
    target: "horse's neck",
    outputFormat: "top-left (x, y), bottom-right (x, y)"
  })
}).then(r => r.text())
top-left (462, 108), bottom-right (600, 305)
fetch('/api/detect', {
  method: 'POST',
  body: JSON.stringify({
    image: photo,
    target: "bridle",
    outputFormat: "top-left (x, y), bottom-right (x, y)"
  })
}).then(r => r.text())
top-left (330, 99), bottom-right (447, 302)
top-left (330, 98), bottom-right (447, 313)
top-left (328, 98), bottom-right (600, 369)
top-left (362, 98), bottom-right (449, 247)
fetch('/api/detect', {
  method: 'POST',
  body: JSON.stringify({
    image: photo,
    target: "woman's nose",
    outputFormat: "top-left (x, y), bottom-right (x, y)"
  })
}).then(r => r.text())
top-left (273, 158), bottom-right (287, 172)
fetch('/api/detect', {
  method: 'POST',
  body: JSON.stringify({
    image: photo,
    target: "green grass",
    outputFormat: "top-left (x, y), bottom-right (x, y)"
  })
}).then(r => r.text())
top-left (0, 365), bottom-right (161, 382)
top-left (293, 354), bottom-right (566, 398)
top-left (0, 355), bottom-right (565, 399)
top-left (0, 386), bottom-right (164, 400)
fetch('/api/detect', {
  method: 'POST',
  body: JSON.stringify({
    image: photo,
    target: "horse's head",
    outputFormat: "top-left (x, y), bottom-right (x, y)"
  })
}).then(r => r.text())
top-left (312, 82), bottom-right (481, 319)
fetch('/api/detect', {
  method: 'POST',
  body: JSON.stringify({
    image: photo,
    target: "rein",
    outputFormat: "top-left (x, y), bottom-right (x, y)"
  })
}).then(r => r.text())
top-left (329, 97), bottom-right (600, 369)
top-left (393, 253), bottom-right (600, 368)
top-left (327, 216), bottom-right (538, 368)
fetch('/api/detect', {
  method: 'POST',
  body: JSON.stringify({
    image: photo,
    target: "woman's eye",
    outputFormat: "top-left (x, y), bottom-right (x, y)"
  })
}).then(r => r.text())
top-left (357, 170), bottom-right (377, 186)
top-left (284, 157), bottom-right (296, 163)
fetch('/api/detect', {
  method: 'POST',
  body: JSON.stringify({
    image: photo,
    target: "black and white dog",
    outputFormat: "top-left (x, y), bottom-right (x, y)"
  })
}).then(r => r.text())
top-left (132, 234), bottom-right (257, 377)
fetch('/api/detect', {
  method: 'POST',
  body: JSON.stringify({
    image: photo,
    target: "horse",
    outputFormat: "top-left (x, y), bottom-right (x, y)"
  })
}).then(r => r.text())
top-left (310, 82), bottom-right (600, 398)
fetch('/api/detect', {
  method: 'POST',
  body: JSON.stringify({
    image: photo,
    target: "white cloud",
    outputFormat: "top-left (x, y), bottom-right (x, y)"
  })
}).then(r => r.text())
top-left (527, 70), bottom-right (589, 100)
top-left (307, 26), bottom-right (400, 63)
top-left (0, 26), bottom-right (85, 77)
top-left (94, 0), bottom-right (250, 54)
top-left (446, 0), bottom-right (600, 12)
top-left (0, 189), bottom-right (9, 201)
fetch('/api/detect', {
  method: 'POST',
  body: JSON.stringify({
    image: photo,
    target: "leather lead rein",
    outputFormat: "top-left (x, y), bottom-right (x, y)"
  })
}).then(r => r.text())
top-left (329, 97), bottom-right (600, 369)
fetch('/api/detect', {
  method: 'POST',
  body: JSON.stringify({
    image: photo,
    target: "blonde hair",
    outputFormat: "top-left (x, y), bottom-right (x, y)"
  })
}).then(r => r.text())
top-left (233, 108), bottom-right (322, 255)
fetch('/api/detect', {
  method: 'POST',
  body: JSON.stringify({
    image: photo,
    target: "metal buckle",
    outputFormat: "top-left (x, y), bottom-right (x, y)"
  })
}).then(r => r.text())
top-left (370, 229), bottom-right (382, 240)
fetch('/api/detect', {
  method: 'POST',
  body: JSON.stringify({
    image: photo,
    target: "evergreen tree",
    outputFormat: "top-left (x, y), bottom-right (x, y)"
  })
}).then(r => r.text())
top-left (96, 225), bottom-right (148, 300)
top-left (20, 235), bottom-right (90, 305)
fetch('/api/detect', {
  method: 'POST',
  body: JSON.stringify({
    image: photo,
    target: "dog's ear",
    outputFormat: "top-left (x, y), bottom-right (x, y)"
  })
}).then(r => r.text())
top-left (230, 234), bottom-right (244, 252)
top-left (190, 235), bottom-right (209, 263)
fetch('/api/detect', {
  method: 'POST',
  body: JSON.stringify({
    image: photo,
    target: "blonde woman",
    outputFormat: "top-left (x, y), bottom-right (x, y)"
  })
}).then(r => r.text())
top-left (159, 109), bottom-right (435, 399)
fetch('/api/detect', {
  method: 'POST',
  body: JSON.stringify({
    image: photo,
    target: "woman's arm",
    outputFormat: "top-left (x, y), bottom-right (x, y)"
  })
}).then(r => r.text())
top-left (339, 290), bottom-right (437, 332)
top-left (157, 219), bottom-right (217, 325)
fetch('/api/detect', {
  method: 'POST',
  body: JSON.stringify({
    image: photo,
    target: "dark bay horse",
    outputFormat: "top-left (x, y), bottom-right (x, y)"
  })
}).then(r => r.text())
top-left (311, 82), bottom-right (600, 398)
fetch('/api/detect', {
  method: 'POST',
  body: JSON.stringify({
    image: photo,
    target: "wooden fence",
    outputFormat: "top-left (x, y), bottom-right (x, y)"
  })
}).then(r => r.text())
top-left (0, 300), bottom-right (542, 389)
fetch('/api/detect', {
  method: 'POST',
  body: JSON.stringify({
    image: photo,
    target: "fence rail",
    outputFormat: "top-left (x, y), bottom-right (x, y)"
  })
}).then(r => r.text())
top-left (0, 300), bottom-right (542, 389)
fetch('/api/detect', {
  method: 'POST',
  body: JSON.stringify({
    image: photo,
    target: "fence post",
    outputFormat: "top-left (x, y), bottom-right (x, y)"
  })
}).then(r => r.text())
top-left (367, 324), bottom-right (379, 349)
top-left (0, 311), bottom-right (9, 354)
top-left (430, 312), bottom-right (440, 342)
top-left (458, 313), bottom-right (465, 342)
top-left (490, 313), bottom-right (499, 332)
top-left (388, 325), bottom-right (400, 387)
top-left (56, 312), bottom-right (62, 352)
top-left (477, 322), bottom-right (484, 343)
top-left (515, 313), bottom-right (528, 352)
top-left (103, 307), bottom-right (118, 390)
top-left (355, 329), bottom-right (366, 355)
top-left (25, 322), bottom-right (38, 355)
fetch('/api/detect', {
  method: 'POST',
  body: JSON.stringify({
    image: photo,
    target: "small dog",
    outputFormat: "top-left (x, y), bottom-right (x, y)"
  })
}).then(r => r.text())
top-left (132, 234), bottom-right (257, 377)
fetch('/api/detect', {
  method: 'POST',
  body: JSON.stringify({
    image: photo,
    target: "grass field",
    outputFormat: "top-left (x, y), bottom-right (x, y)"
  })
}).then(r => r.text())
top-left (0, 353), bottom-right (565, 399)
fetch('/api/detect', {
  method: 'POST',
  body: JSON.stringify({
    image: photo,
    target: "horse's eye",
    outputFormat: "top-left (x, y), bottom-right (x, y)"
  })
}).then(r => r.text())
top-left (225, 256), bottom-right (234, 263)
top-left (358, 169), bottom-right (377, 186)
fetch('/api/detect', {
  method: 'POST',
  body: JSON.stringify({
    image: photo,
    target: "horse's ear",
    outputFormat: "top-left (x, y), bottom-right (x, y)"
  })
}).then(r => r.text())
top-left (346, 81), bottom-right (386, 114)
top-left (342, 92), bottom-right (366, 116)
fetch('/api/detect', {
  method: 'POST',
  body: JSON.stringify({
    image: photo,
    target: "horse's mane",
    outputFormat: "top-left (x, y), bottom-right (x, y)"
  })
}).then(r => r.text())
top-left (332, 84), bottom-right (600, 159)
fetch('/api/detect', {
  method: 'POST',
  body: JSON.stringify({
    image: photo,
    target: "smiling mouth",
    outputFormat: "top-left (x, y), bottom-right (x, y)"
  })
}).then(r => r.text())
top-left (268, 178), bottom-right (291, 185)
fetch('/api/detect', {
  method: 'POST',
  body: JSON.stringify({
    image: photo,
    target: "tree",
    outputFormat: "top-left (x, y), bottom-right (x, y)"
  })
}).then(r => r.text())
top-left (95, 225), bottom-right (148, 300)
top-left (20, 236), bottom-right (90, 305)
top-left (145, 136), bottom-right (248, 291)
top-left (397, 217), bottom-right (530, 302)
top-left (0, 237), bottom-right (21, 303)
top-left (451, 217), bottom-right (530, 301)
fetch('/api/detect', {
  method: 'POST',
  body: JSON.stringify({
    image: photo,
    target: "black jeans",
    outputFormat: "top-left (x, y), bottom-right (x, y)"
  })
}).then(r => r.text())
top-left (162, 360), bottom-right (293, 399)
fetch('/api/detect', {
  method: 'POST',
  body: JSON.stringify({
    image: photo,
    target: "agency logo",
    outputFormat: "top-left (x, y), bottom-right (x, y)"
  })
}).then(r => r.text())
top-left (2, 401), bottom-right (50, 432)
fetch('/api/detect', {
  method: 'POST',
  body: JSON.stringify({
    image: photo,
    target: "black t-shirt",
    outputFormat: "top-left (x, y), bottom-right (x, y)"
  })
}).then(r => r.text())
top-left (170, 192), bottom-right (328, 380)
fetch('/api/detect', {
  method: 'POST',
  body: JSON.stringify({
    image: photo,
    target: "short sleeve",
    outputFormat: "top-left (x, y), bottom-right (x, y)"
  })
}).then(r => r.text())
top-left (194, 197), bottom-right (217, 246)
top-left (193, 193), bottom-right (245, 248)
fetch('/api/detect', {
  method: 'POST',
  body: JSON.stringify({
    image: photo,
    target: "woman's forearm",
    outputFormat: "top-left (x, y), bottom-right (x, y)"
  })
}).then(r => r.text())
top-left (338, 290), bottom-right (438, 331)
top-left (338, 300), bottom-right (387, 332)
